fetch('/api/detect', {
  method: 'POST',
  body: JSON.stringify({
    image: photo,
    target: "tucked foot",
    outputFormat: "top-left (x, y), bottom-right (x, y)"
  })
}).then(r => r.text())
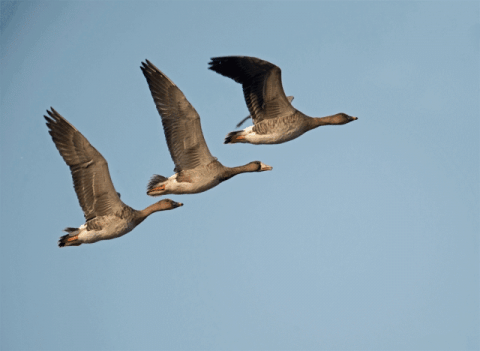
top-left (58, 233), bottom-right (82, 247)
top-left (224, 130), bottom-right (247, 144)
top-left (147, 184), bottom-right (167, 196)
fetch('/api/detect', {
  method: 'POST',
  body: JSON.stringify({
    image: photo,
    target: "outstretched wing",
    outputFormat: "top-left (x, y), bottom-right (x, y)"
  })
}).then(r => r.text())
top-left (209, 56), bottom-right (296, 125)
top-left (44, 108), bottom-right (124, 221)
top-left (141, 60), bottom-right (216, 173)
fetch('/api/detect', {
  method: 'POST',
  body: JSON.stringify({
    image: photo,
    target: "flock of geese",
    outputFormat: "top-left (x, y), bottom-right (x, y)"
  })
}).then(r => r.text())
top-left (45, 56), bottom-right (358, 247)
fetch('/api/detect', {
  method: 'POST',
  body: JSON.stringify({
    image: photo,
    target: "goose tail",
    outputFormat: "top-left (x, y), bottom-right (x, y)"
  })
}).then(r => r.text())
top-left (147, 174), bottom-right (169, 196)
top-left (58, 227), bottom-right (82, 247)
top-left (224, 130), bottom-right (247, 144)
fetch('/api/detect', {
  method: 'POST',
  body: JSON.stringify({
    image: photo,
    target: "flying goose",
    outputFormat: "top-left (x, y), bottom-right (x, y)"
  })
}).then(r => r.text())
top-left (208, 56), bottom-right (358, 145)
top-left (45, 108), bottom-right (183, 247)
top-left (140, 60), bottom-right (272, 197)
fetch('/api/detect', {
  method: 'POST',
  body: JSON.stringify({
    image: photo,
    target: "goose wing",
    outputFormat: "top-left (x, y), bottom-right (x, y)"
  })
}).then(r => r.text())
top-left (44, 108), bottom-right (124, 221)
top-left (235, 95), bottom-right (294, 128)
top-left (209, 56), bottom-right (296, 125)
top-left (141, 60), bottom-right (216, 173)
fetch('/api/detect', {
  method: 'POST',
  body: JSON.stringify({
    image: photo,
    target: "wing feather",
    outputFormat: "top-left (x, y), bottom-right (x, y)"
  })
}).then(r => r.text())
top-left (208, 56), bottom-right (296, 124)
top-left (141, 60), bottom-right (216, 172)
top-left (44, 108), bottom-right (123, 221)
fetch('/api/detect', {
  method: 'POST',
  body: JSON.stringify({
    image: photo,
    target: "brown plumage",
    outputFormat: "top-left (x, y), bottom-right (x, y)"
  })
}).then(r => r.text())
top-left (208, 56), bottom-right (358, 145)
top-left (45, 108), bottom-right (183, 247)
top-left (140, 59), bottom-right (273, 197)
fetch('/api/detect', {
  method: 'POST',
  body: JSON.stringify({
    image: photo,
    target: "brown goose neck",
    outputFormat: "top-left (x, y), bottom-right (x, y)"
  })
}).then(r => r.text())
top-left (309, 115), bottom-right (339, 129)
top-left (223, 162), bottom-right (259, 180)
top-left (136, 201), bottom-right (170, 223)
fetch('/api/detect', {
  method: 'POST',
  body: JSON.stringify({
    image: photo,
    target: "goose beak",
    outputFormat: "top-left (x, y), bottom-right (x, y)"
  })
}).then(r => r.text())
top-left (173, 201), bottom-right (183, 208)
top-left (260, 162), bottom-right (273, 171)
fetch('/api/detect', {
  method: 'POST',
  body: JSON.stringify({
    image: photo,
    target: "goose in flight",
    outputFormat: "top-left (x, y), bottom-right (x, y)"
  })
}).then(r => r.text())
top-left (45, 108), bottom-right (183, 247)
top-left (208, 56), bottom-right (358, 145)
top-left (140, 60), bottom-right (272, 197)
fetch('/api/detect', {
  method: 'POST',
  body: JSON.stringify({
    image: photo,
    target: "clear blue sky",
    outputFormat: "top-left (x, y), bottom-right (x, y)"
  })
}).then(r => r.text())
top-left (1, 1), bottom-right (478, 350)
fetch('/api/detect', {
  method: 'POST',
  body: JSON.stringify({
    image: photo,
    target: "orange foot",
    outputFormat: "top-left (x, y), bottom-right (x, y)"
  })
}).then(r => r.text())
top-left (67, 234), bottom-right (79, 242)
top-left (236, 135), bottom-right (245, 140)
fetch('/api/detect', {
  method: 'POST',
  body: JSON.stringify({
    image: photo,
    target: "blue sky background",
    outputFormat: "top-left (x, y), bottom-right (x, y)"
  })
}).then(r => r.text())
top-left (1, 1), bottom-right (478, 350)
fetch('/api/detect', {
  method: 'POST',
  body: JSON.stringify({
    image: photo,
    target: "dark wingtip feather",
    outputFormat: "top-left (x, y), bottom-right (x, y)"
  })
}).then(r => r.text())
top-left (208, 57), bottom-right (227, 73)
top-left (207, 57), bottom-right (218, 71)
top-left (140, 59), bottom-right (176, 88)
top-left (44, 108), bottom-right (60, 130)
top-left (140, 60), bottom-right (153, 77)
top-left (141, 59), bottom-right (160, 74)
top-left (208, 56), bottom-right (257, 84)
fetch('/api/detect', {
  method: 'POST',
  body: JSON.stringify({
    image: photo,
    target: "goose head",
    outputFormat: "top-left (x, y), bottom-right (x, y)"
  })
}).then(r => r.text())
top-left (250, 161), bottom-right (273, 172)
top-left (335, 113), bottom-right (358, 124)
top-left (157, 199), bottom-right (183, 210)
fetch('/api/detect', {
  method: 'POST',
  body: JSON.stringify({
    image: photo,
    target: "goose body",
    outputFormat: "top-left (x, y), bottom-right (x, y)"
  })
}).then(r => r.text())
top-left (45, 109), bottom-right (183, 247)
top-left (140, 60), bottom-right (272, 197)
top-left (225, 114), bottom-right (312, 145)
top-left (235, 95), bottom-right (294, 128)
top-left (147, 161), bottom-right (229, 195)
top-left (208, 56), bottom-right (358, 145)
top-left (62, 214), bottom-right (135, 245)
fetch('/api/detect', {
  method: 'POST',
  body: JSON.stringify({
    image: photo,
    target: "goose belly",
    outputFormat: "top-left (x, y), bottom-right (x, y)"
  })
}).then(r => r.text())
top-left (245, 119), bottom-right (308, 144)
top-left (247, 126), bottom-right (307, 144)
top-left (79, 218), bottom-right (135, 244)
top-left (165, 172), bottom-right (221, 195)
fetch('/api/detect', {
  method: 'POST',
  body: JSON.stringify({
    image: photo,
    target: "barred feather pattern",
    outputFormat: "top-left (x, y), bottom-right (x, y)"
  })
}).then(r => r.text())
top-left (44, 108), bottom-right (124, 221)
top-left (141, 60), bottom-right (217, 173)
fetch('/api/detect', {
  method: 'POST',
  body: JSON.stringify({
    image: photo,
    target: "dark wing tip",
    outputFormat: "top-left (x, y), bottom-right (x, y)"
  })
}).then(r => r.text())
top-left (44, 108), bottom-right (61, 127)
top-left (208, 56), bottom-right (234, 72)
top-left (208, 56), bottom-right (234, 71)
top-left (141, 59), bottom-right (161, 72)
top-left (140, 60), bottom-right (157, 78)
top-left (140, 59), bottom-right (177, 88)
top-left (43, 108), bottom-right (78, 135)
top-left (207, 56), bottom-right (273, 85)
